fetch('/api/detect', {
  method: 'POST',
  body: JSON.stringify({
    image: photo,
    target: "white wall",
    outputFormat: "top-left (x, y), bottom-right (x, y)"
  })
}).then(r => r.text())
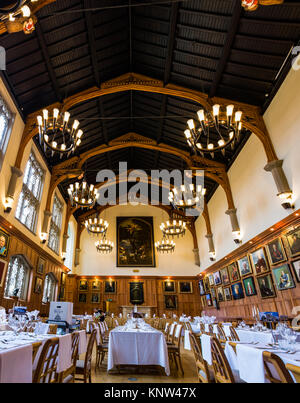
top-left (78, 204), bottom-right (199, 277)
top-left (196, 66), bottom-right (300, 271)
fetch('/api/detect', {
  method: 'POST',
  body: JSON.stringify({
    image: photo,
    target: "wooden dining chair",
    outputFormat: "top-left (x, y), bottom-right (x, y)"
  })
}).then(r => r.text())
top-left (163, 322), bottom-right (170, 337)
top-left (199, 323), bottom-right (205, 334)
top-left (32, 342), bottom-right (42, 365)
top-left (167, 323), bottom-right (176, 344)
top-left (33, 338), bottom-right (60, 383)
top-left (185, 321), bottom-right (193, 332)
top-left (229, 326), bottom-right (240, 342)
top-left (48, 324), bottom-right (58, 334)
top-left (263, 352), bottom-right (294, 383)
top-left (95, 324), bottom-right (109, 368)
top-left (216, 325), bottom-right (227, 343)
top-left (75, 329), bottom-right (97, 383)
top-left (286, 364), bottom-right (300, 383)
top-left (60, 332), bottom-right (80, 383)
top-left (208, 324), bottom-right (214, 336)
top-left (167, 324), bottom-right (184, 375)
top-left (189, 333), bottom-right (214, 383)
top-left (210, 337), bottom-right (236, 383)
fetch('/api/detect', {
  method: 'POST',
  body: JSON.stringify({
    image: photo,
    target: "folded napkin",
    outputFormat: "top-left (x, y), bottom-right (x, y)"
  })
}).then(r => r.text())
top-left (0, 344), bottom-right (33, 383)
top-left (236, 344), bottom-right (265, 383)
top-left (57, 334), bottom-right (72, 373)
top-left (201, 334), bottom-right (212, 365)
top-left (35, 323), bottom-right (49, 335)
top-left (78, 331), bottom-right (87, 355)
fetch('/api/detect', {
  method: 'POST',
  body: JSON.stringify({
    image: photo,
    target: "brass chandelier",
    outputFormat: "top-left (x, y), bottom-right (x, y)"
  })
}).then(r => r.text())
top-left (185, 104), bottom-right (242, 158)
top-left (68, 177), bottom-right (98, 209)
top-left (37, 108), bottom-right (83, 158)
top-left (160, 219), bottom-right (186, 238)
top-left (155, 237), bottom-right (175, 254)
top-left (169, 184), bottom-right (206, 210)
top-left (85, 217), bottom-right (109, 237)
top-left (1, 1), bottom-right (40, 34)
top-left (95, 239), bottom-right (114, 254)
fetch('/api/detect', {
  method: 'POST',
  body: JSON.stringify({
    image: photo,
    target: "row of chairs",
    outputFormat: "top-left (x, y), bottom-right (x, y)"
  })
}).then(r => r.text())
top-left (163, 322), bottom-right (184, 375)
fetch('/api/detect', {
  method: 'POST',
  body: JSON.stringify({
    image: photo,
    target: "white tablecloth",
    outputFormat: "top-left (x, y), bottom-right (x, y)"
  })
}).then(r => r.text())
top-left (236, 329), bottom-right (275, 345)
top-left (225, 341), bottom-right (300, 383)
top-left (107, 326), bottom-right (170, 375)
top-left (0, 344), bottom-right (32, 383)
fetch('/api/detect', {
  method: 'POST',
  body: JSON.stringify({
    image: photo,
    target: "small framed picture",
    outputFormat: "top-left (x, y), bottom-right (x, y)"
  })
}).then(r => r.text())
top-left (91, 280), bottom-right (101, 291)
top-left (203, 277), bottom-right (210, 293)
top-left (243, 276), bottom-right (257, 297)
top-left (78, 280), bottom-right (89, 292)
top-left (208, 274), bottom-right (214, 287)
top-left (266, 238), bottom-right (287, 266)
top-left (199, 279), bottom-right (205, 296)
top-left (0, 258), bottom-right (8, 288)
top-left (104, 280), bottom-right (116, 294)
top-left (285, 227), bottom-right (300, 257)
top-left (292, 259), bottom-right (300, 283)
top-left (179, 281), bottom-right (193, 294)
top-left (223, 286), bottom-right (232, 301)
top-left (212, 298), bottom-right (219, 309)
top-left (250, 247), bottom-right (270, 276)
top-left (91, 293), bottom-right (101, 304)
top-left (231, 282), bottom-right (245, 300)
top-left (61, 272), bottom-right (66, 286)
top-left (237, 255), bottom-right (253, 277)
top-left (37, 256), bottom-right (46, 275)
top-left (34, 277), bottom-right (43, 294)
top-left (220, 267), bottom-right (230, 285)
top-left (228, 262), bottom-right (240, 283)
top-left (164, 295), bottom-right (177, 309)
top-left (59, 287), bottom-right (65, 301)
top-left (211, 288), bottom-right (216, 299)
top-left (257, 274), bottom-right (276, 299)
top-left (0, 228), bottom-right (10, 258)
top-left (217, 286), bottom-right (224, 302)
top-left (206, 293), bottom-right (212, 307)
top-left (213, 271), bottom-right (222, 286)
top-left (272, 264), bottom-right (296, 291)
top-left (78, 293), bottom-right (87, 303)
top-left (163, 280), bottom-right (176, 293)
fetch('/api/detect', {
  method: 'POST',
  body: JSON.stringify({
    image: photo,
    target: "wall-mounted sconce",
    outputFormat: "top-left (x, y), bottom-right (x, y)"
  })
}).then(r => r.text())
top-left (61, 252), bottom-right (66, 262)
top-left (209, 251), bottom-right (216, 262)
top-left (4, 196), bottom-right (14, 213)
top-left (232, 231), bottom-right (242, 244)
top-left (278, 191), bottom-right (294, 210)
top-left (40, 232), bottom-right (47, 244)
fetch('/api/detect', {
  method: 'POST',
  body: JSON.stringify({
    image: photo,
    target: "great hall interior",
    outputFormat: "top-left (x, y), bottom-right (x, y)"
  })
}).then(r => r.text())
top-left (0, 0), bottom-right (300, 386)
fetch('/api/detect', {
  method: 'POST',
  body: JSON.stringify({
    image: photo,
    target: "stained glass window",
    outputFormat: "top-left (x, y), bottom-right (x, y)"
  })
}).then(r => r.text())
top-left (48, 194), bottom-right (63, 254)
top-left (4, 255), bottom-right (30, 300)
top-left (42, 273), bottom-right (57, 303)
top-left (15, 152), bottom-right (45, 232)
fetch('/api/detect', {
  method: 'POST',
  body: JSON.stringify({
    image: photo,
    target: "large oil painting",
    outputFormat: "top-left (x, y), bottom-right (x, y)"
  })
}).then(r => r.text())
top-left (117, 217), bottom-right (156, 267)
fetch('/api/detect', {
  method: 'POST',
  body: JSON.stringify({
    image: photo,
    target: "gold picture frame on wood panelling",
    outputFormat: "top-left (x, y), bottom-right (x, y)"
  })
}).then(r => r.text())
top-left (163, 280), bottom-right (176, 294)
top-left (228, 262), bottom-right (240, 283)
top-left (164, 294), bottom-right (177, 310)
top-left (0, 258), bottom-right (8, 288)
top-left (266, 237), bottom-right (287, 266)
top-left (285, 227), bottom-right (300, 257)
top-left (78, 280), bottom-right (89, 292)
top-left (250, 247), bottom-right (270, 276)
top-left (179, 281), bottom-right (193, 294)
top-left (36, 256), bottom-right (46, 275)
top-left (91, 293), bottom-right (101, 304)
top-left (104, 280), bottom-right (116, 294)
top-left (34, 277), bottom-right (43, 294)
top-left (256, 274), bottom-right (276, 299)
top-left (91, 280), bottom-right (101, 291)
top-left (0, 228), bottom-right (10, 258)
top-left (78, 293), bottom-right (87, 303)
top-left (237, 255), bottom-right (253, 277)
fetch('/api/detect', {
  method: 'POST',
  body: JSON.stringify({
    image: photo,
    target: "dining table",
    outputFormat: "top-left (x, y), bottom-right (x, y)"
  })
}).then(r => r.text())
top-left (107, 324), bottom-right (170, 376)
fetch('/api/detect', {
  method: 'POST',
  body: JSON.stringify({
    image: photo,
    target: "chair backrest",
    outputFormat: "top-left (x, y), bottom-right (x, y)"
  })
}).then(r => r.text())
top-left (83, 329), bottom-right (97, 374)
top-left (189, 333), bottom-right (213, 383)
top-left (286, 364), bottom-right (300, 383)
top-left (216, 324), bottom-right (226, 341)
top-left (229, 326), bottom-right (240, 342)
top-left (185, 322), bottom-right (192, 332)
top-left (199, 323), bottom-right (205, 334)
top-left (263, 352), bottom-right (294, 383)
top-left (173, 324), bottom-right (183, 348)
top-left (168, 323), bottom-right (176, 343)
top-left (208, 324), bottom-right (214, 336)
top-left (33, 338), bottom-right (60, 383)
top-left (211, 337), bottom-right (235, 383)
top-left (32, 341), bottom-right (42, 364)
top-left (71, 332), bottom-right (80, 367)
top-left (114, 319), bottom-right (119, 328)
top-left (164, 322), bottom-right (170, 335)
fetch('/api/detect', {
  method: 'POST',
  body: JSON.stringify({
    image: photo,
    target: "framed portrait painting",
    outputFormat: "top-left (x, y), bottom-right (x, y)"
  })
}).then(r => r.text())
top-left (211, 288), bottom-right (216, 299)
top-left (223, 286), bottom-right (232, 301)
top-left (208, 274), bottom-right (214, 287)
top-left (266, 238), bottom-right (287, 266)
top-left (217, 286), bottom-right (224, 302)
top-left (213, 271), bottom-right (222, 286)
top-left (163, 280), bottom-right (176, 294)
top-left (0, 258), bottom-right (8, 288)
top-left (78, 293), bottom-right (87, 303)
top-left (285, 227), bottom-right (300, 257)
top-left (91, 280), bottom-right (101, 291)
top-left (164, 295), bottom-right (177, 310)
top-left (292, 259), bottom-right (300, 283)
top-left (206, 293), bottom-right (212, 307)
top-left (104, 280), bottom-right (116, 294)
top-left (237, 256), bottom-right (252, 277)
top-left (179, 281), bottom-right (193, 294)
top-left (34, 277), bottom-right (43, 294)
top-left (61, 272), bottom-right (66, 286)
top-left (78, 280), bottom-right (88, 292)
top-left (272, 264), bottom-right (295, 291)
top-left (250, 248), bottom-right (269, 276)
top-left (228, 263), bottom-right (240, 283)
top-left (0, 228), bottom-right (10, 258)
top-left (243, 276), bottom-right (257, 297)
top-left (220, 267), bottom-right (230, 285)
top-left (37, 257), bottom-right (46, 275)
top-left (199, 279), bottom-right (205, 296)
top-left (203, 277), bottom-right (210, 293)
top-left (91, 293), bottom-right (101, 304)
top-left (231, 282), bottom-right (245, 300)
top-left (257, 274), bottom-right (276, 299)
top-left (117, 217), bottom-right (155, 267)
top-left (59, 287), bottom-right (65, 301)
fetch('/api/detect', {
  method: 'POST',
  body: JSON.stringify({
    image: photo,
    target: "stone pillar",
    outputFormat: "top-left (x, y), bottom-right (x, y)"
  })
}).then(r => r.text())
top-left (62, 234), bottom-right (69, 253)
top-left (264, 160), bottom-right (292, 195)
top-left (42, 210), bottom-right (52, 234)
top-left (225, 208), bottom-right (240, 233)
top-left (193, 248), bottom-right (200, 267)
top-left (205, 234), bottom-right (215, 254)
top-left (75, 248), bottom-right (81, 266)
top-left (6, 166), bottom-right (23, 199)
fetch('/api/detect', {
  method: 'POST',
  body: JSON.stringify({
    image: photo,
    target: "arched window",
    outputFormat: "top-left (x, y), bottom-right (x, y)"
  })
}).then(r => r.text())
top-left (4, 255), bottom-right (31, 300)
top-left (48, 194), bottom-right (63, 254)
top-left (42, 273), bottom-right (57, 304)
top-left (65, 222), bottom-right (74, 271)
top-left (0, 94), bottom-right (14, 170)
